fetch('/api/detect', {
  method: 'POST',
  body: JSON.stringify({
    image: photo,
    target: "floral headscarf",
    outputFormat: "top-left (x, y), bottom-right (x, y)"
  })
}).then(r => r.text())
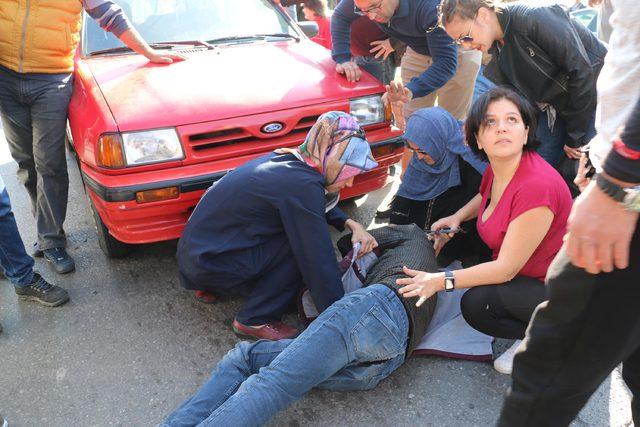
top-left (279, 111), bottom-right (378, 185)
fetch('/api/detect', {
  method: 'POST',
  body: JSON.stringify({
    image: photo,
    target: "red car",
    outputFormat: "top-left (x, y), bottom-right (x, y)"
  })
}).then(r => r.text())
top-left (68, 0), bottom-right (403, 257)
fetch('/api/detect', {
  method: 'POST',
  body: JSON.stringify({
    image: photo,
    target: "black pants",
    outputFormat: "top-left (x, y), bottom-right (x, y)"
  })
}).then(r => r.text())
top-left (460, 276), bottom-right (548, 340)
top-left (499, 220), bottom-right (640, 426)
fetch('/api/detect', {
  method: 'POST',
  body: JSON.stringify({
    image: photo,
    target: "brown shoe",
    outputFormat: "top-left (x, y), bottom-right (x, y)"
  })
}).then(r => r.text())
top-left (194, 290), bottom-right (217, 304)
top-left (232, 319), bottom-right (298, 341)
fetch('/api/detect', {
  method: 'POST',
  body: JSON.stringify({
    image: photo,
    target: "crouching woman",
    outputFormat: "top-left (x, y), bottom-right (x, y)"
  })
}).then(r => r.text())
top-left (397, 87), bottom-right (573, 374)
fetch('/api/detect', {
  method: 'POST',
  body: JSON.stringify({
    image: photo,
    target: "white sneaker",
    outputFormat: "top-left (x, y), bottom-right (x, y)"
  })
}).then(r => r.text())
top-left (494, 340), bottom-right (523, 375)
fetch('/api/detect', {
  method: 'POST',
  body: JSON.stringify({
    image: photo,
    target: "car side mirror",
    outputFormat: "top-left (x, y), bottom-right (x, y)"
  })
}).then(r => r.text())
top-left (298, 21), bottom-right (319, 38)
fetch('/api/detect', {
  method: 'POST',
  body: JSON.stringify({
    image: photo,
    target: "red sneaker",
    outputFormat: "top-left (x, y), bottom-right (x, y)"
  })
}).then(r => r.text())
top-left (194, 290), bottom-right (217, 304)
top-left (232, 319), bottom-right (298, 341)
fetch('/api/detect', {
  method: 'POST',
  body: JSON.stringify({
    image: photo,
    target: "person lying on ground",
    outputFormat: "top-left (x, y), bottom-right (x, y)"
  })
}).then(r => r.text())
top-left (162, 224), bottom-right (437, 427)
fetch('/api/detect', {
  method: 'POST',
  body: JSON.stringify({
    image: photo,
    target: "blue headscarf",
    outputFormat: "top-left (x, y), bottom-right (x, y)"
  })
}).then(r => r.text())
top-left (397, 107), bottom-right (487, 201)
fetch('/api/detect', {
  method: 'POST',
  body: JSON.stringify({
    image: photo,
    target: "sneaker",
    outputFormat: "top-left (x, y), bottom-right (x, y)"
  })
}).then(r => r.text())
top-left (42, 247), bottom-right (75, 274)
top-left (194, 290), bottom-right (217, 304)
top-left (1, 414), bottom-right (7, 427)
top-left (14, 273), bottom-right (70, 307)
top-left (232, 319), bottom-right (298, 341)
top-left (494, 340), bottom-right (523, 375)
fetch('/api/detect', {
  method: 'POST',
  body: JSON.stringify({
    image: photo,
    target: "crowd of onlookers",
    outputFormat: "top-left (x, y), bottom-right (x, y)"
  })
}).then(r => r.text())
top-left (1, 0), bottom-right (640, 426)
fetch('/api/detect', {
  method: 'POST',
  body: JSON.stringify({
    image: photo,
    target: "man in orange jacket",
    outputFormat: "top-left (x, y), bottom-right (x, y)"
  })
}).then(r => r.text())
top-left (0, 0), bottom-right (183, 274)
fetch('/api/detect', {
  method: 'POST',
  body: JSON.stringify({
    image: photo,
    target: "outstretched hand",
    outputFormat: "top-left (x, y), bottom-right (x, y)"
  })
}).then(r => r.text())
top-left (397, 266), bottom-right (444, 307)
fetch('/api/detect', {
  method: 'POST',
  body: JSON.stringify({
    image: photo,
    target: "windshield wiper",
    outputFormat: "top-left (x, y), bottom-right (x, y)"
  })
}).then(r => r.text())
top-left (207, 33), bottom-right (299, 44)
top-left (89, 40), bottom-right (213, 56)
top-left (151, 40), bottom-right (215, 49)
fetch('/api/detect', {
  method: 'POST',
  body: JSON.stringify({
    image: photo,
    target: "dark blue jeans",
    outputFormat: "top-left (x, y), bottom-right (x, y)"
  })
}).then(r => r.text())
top-left (162, 284), bottom-right (408, 427)
top-left (0, 65), bottom-right (73, 250)
top-left (0, 178), bottom-right (35, 287)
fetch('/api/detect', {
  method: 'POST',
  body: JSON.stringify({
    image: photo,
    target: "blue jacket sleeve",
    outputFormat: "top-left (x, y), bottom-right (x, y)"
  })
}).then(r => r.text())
top-left (326, 206), bottom-right (348, 231)
top-left (277, 187), bottom-right (345, 313)
top-left (405, 7), bottom-right (458, 98)
top-left (331, 0), bottom-right (358, 64)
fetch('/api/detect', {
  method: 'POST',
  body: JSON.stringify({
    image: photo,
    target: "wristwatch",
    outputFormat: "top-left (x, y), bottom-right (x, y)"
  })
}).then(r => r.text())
top-left (444, 270), bottom-right (455, 293)
top-left (596, 174), bottom-right (640, 212)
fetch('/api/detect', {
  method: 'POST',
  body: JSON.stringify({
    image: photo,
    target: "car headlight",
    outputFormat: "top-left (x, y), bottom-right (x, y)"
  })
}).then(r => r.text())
top-left (349, 95), bottom-right (385, 126)
top-left (122, 128), bottom-right (184, 166)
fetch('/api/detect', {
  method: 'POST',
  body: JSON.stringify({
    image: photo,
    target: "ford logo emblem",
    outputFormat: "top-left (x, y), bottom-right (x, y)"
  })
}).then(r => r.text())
top-left (261, 122), bottom-right (284, 134)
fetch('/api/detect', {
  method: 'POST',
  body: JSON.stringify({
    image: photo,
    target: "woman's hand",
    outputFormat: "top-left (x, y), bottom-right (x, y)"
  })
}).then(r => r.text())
top-left (369, 39), bottom-right (395, 60)
top-left (396, 266), bottom-right (445, 307)
top-left (574, 152), bottom-right (592, 193)
top-left (563, 145), bottom-right (583, 160)
top-left (345, 219), bottom-right (378, 256)
top-left (428, 215), bottom-right (461, 256)
top-left (382, 81), bottom-right (411, 131)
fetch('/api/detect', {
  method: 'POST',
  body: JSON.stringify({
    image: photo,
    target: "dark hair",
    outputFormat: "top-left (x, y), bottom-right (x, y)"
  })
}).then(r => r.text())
top-left (304, 0), bottom-right (327, 18)
top-left (464, 86), bottom-right (540, 161)
top-left (437, 0), bottom-right (502, 28)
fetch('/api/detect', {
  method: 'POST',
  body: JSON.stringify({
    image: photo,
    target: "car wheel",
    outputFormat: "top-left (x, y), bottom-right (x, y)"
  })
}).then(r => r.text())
top-left (88, 197), bottom-right (132, 258)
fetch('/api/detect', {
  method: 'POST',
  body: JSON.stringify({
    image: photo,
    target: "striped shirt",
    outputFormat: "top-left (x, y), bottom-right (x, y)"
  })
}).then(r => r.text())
top-left (83, 0), bottom-right (132, 37)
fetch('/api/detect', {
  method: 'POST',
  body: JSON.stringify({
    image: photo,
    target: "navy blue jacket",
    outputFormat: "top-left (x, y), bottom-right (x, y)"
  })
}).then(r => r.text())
top-left (178, 153), bottom-right (348, 312)
top-left (331, 0), bottom-right (458, 98)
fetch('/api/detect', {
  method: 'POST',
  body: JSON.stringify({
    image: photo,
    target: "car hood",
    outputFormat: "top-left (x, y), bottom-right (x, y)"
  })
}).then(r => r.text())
top-left (85, 41), bottom-right (382, 132)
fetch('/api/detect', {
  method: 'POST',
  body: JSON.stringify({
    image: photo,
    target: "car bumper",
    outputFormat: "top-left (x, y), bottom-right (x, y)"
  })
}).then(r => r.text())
top-left (83, 134), bottom-right (404, 244)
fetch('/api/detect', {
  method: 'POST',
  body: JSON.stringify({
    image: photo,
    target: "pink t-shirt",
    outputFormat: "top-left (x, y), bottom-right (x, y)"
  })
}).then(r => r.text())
top-left (477, 151), bottom-right (573, 282)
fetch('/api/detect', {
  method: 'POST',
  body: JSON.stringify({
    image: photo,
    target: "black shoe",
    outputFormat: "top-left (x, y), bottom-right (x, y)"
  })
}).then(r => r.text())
top-left (14, 273), bottom-right (70, 307)
top-left (42, 247), bottom-right (75, 274)
top-left (375, 207), bottom-right (392, 219)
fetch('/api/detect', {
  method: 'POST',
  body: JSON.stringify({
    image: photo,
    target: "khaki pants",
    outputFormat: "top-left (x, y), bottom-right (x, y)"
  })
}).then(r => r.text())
top-left (400, 47), bottom-right (481, 121)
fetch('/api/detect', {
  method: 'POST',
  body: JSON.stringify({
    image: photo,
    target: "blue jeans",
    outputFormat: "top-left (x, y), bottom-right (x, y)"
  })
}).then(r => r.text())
top-left (162, 284), bottom-right (408, 427)
top-left (0, 183), bottom-right (35, 287)
top-left (0, 65), bottom-right (73, 250)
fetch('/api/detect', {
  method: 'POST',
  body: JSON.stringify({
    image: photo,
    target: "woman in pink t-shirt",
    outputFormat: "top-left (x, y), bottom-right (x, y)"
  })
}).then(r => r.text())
top-left (397, 87), bottom-right (573, 374)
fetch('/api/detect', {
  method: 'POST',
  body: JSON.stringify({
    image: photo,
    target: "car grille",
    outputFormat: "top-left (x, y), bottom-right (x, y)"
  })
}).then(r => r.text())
top-left (187, 114), bottom-right (319, 153)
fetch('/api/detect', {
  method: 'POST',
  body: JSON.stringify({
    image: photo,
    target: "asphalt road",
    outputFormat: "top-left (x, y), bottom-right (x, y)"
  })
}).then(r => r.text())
top-left (0, 123), bottom-right (632, 426)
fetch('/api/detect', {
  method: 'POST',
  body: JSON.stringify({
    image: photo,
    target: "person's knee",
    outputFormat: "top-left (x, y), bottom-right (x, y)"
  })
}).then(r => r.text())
top-left (460, 286), bottom-right (492, 327)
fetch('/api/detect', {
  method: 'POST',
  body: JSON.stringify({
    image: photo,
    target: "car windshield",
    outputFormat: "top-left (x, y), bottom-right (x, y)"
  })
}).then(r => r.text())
top-left (82, 0), bottom-right (297, 55)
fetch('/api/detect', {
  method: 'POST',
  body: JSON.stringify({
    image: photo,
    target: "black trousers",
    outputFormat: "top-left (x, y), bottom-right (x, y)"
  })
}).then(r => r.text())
top-left (499, 220), bottom-right (640, 426)
top-left (460, 276), bottom-right (548, 340)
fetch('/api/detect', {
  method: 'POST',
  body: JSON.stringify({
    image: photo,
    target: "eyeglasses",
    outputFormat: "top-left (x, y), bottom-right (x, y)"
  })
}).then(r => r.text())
top-left (452, 15), bottom-right (476, 46)
top-left (407, 144), bottom-right (428, 156)
top-left (354, 0), bottom-right (384, 17)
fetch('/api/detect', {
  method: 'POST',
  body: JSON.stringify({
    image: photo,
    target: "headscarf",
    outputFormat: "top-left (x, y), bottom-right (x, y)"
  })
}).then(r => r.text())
top-left (398, 107), bottom-right (488, 201)
top-left (277, 111), bottom-right (378, 186)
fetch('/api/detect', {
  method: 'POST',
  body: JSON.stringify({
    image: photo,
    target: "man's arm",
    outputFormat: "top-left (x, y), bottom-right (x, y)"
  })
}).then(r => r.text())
top-left (330, 0), bottom-right (357, 64)
top-left (567, 95), bottom-right (640, 274)
top-left (83, 0), bottom-right (184, 64)
top-left (331, 0), bottom-right (363, 82)
top-left (404, 7), bottom-right (457, 99)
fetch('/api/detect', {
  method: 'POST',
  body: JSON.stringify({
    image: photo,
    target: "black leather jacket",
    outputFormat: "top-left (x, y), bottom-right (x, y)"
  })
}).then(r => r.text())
top-left (484, 4), bottom-right (607, 148)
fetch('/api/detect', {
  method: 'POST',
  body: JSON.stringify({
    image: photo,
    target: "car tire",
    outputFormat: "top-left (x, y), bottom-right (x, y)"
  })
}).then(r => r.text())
top-left (88, 198), bottom-right (132, 258)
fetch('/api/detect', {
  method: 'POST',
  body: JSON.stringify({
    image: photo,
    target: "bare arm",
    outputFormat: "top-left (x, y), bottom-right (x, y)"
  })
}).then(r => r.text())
top-left (398, 206), bottom-right (555, 305)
